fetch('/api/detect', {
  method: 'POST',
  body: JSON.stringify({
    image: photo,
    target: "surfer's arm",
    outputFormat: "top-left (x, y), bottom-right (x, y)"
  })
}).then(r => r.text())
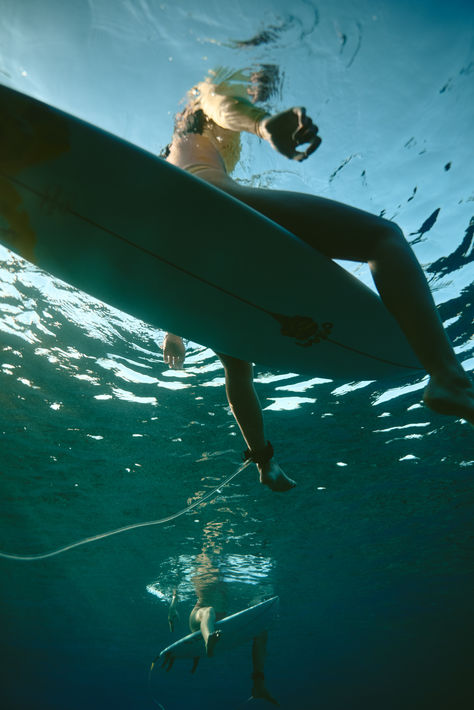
top-left (196, 81), bottom-right (270, 135)
top-left (168, 589), bottom-right (180, 632)
top-left (197, 82), bottom-right (321, 162)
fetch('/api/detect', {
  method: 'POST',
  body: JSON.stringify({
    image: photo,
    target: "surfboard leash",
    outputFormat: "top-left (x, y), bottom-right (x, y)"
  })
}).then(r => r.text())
top-left (0, 460), bottom-right (251, 562)
top-left (148, 661), bottom-right (167, 710)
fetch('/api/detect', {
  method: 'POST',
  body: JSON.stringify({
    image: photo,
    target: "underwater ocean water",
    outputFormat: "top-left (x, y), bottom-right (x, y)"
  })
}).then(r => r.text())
top-left (0, 0), bottom-right (473, 708)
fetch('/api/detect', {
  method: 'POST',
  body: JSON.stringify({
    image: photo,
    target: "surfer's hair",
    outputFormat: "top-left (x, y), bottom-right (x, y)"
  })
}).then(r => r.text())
top-left (159, 143), bottom-right (171, 159)
top-left (174, 105), bottom-right (207, 136)
top-left (159, 105), bottom-right (210, 159)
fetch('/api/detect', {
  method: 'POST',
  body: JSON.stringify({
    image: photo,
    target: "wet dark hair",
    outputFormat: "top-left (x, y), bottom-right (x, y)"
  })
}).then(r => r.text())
top-left (174, 106), bottom-right (207, 135)
top-left (159, 143), bottom-right (171, 159)
top-left (159, 105), bottom-right (209, 159)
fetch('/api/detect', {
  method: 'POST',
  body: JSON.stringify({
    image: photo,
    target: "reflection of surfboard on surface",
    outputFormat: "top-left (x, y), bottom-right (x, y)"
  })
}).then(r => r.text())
top-left (159, 596), bottom-right (279, 665)
top-left (0, 83), bottom-right (422, 378)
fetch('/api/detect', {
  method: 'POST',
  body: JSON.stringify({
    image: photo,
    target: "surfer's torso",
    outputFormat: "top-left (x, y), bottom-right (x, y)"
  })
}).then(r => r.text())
top-left (166, 72), bottom-right (268, 188)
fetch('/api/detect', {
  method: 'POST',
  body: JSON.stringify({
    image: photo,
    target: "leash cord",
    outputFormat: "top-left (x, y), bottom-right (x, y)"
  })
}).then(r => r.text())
top-left (0, 460), bottom-right (251, 561)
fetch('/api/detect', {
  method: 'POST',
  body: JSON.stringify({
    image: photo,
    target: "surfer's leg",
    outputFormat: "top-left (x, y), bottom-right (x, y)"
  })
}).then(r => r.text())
top-left (212, 178), bottom-right (473, 424)
top-left (216, 355), bottom-right (264, 451)
top-left (216, 353), bottom-right (296, 490)
top-left (190, 606), bottom-right (221, 657)
top-left (250, 631), bottom-right (278, 704)
top-left (252, 630), bottom-right (268, 675)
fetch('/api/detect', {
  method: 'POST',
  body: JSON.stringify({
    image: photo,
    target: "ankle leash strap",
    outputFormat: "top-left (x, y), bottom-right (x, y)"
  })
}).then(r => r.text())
top-left (243, 441), bottom-right (274, 465)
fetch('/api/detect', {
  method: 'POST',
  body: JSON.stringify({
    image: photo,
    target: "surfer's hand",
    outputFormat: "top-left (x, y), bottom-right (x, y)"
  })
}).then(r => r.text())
top-left (258, 107), bottom-right (321, 162)
top-left (168, 607), bottom-right (180, 632)
top-left (168, 588), bottom-right (180, 631)
top-left (163, 333), bottom-right (186, 369)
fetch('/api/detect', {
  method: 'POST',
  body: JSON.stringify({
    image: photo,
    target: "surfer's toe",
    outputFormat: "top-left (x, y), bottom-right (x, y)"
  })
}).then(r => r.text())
top-left (259, 461), bottom-right (296, 492)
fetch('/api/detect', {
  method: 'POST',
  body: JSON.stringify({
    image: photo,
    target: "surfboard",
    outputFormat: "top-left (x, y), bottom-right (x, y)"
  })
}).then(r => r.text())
top-left (0, 83), bottom-right (422, 378)
top-left (159, 596), bottom-right (279, 664)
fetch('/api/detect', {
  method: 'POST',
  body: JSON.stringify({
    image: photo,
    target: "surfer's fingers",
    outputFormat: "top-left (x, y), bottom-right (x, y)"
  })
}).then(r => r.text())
top-left (291, 114), bottom-right (321, 161)
top-left (291, 106), bottom-right (307, 137)
top-left (294, 135), bottom-right (322, 161)
top-left (295, 119), bottom-right (319, 142)
top-left (292, 108), bottom-right (318, 141)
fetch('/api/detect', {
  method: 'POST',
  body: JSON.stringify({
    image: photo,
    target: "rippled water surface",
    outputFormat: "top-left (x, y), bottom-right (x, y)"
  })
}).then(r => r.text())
top-left (1, 1), bottom-right (473, 709)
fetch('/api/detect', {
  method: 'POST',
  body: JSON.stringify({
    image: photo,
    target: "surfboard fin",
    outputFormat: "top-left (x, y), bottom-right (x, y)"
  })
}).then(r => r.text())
top-left (191, 657), bottom-right (200, 674)
top-left (160, 652), bottom-right (175, 672)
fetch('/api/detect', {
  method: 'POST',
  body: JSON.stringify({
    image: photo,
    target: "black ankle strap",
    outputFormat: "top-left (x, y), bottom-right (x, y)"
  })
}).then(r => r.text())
top-left (243, 441), bottom-right (274, 465)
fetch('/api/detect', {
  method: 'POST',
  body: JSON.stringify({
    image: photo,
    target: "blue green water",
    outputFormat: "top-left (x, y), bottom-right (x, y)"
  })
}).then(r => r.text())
top-left (1, 1), bottom-right (473, 708)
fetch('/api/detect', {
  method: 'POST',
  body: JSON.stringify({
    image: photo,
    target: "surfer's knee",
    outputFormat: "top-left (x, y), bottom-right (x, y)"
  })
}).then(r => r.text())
top-left (217, 353), bottom-right (253, 380)
top-left (189, 609), bottom-right (200, 632)
top-left (370, 219), bottom-right (408, 258)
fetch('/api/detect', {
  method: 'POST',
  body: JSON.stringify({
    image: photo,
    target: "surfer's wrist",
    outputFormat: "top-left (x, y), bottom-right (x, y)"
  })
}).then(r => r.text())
top-left (255, 114), bottom-right (271, 139)
top-left (163, 333), bottom-right (184, 346)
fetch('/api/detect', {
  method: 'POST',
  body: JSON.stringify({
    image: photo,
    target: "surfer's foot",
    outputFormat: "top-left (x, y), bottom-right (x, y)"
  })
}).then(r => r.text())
top-left (258, 460), bottom-right (296, 492)
top-left (206, 630), bottom-right (221, 657)
top-left (244, 441), bottom-right (296, 492)
top-left (423, 370), bottom-right (474, 425)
